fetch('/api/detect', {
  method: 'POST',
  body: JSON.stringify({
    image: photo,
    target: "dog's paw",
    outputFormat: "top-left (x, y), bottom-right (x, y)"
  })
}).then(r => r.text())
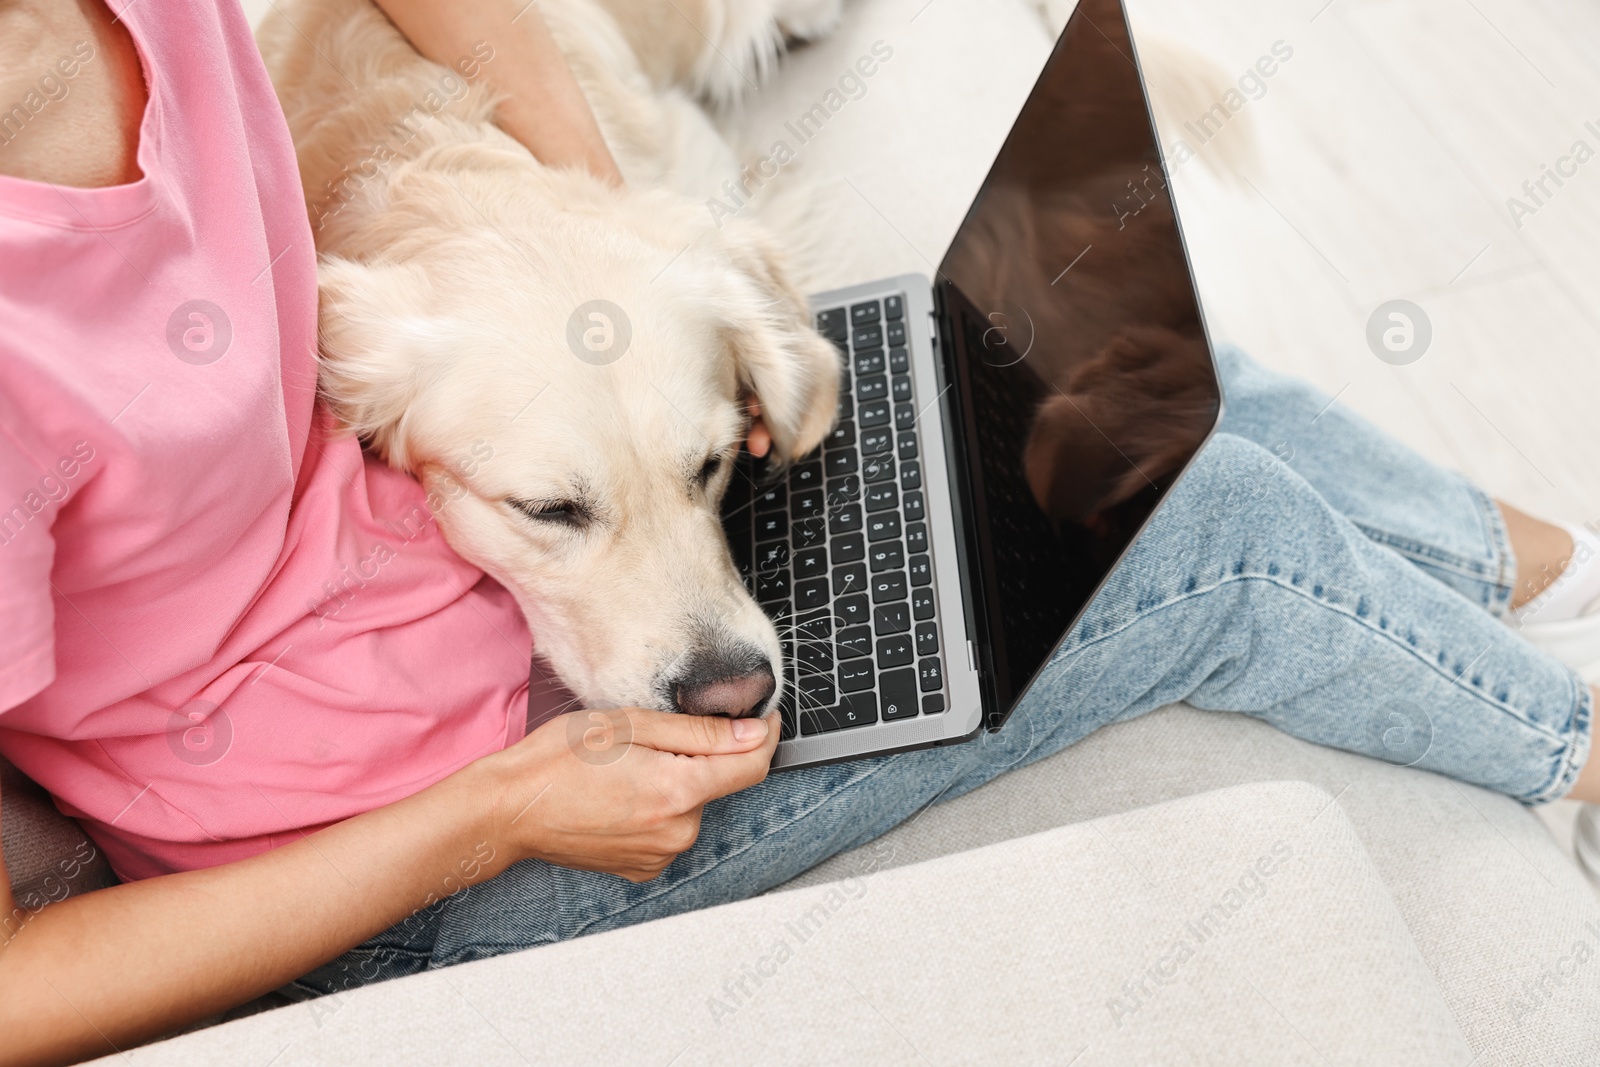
top-left (776, 0), bottom-right (844, 41)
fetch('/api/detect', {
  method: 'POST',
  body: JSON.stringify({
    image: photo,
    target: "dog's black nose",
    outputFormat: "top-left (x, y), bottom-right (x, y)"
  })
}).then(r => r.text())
top-left (672, 648), bottom-right (776, 718)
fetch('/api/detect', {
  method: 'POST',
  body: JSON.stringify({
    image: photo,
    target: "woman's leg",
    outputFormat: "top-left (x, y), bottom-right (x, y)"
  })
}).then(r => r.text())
top-left (1214, 345), bottom-right (1521, 613)
top-left (286, 432), bottom-right (1591, 996)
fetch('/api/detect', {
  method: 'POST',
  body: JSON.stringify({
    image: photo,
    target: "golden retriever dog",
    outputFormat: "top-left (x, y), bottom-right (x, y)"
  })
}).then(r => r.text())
top-left (257, 0), bottom-right (844, 718)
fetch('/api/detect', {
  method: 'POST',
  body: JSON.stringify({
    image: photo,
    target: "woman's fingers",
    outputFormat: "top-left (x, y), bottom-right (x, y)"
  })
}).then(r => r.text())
top-left (746, 397), bottom-right (772, 457)
top-left (625, 706), bottom-right (771, 755)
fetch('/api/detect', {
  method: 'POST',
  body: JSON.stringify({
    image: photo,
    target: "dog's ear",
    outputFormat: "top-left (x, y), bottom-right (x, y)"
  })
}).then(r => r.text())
top-left (316, 256), bottom-right (447, 469)
top-left (711, 222), bottom-right (840, 461)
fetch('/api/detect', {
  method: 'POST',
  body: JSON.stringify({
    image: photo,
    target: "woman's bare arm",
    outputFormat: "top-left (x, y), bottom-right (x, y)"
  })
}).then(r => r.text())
top-left (0, 710), bottom-right (776, 1067)
top-left (372, 0), bottom-right (623, 184)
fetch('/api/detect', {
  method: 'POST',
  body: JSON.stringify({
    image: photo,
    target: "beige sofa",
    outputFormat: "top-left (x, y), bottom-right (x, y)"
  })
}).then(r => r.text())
top-left (9, 0), bottom-right (1600, 1062)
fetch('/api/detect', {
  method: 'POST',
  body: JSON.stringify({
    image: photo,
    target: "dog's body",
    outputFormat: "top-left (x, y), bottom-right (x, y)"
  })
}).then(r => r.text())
top-left (259, 0), bottom-right (844, 718)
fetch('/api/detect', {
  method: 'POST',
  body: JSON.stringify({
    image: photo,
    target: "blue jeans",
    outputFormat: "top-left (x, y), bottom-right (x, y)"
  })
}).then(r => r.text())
top-left (286, 346), bottom-right (1591, 998)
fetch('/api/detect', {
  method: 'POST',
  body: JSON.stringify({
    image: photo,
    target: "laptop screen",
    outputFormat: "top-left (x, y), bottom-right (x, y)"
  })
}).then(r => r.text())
top-left (934, 0), bottom-right (1221, 719)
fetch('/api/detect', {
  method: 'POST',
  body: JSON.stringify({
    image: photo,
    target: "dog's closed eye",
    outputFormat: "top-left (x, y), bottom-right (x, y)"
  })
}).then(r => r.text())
top-left (696, 452), bottom-right (730, 491)
top-left (507, 498), bottom-right (592, 529)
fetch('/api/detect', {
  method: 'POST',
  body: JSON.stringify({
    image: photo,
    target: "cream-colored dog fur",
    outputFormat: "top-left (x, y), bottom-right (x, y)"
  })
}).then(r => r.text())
top-left (257, 0), bottom-right (844, 716)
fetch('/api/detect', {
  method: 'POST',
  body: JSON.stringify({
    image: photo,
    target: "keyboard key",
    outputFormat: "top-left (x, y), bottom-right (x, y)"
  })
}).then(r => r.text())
top-left (873, 601), bottom-right (910, 634)
top-left (863, 455), bottom-right (897, 484)
top-left (827, 474), bottom-right (860, 503)
top-left (908, 554), bottom-right (932, 586)
top-left (860, 428), bottom-right (893, 455)
top-left (756, 541), bottom-right (790, 575)
top-left (838, 658), bottom-right (875, 693)
top-left (832, 564), bottom-right (868, 597)
top-left (890, 347), bottom-right (910, 375)
top-left (757, 571), bottom-right (790, 604)
top-left (856, 375), bottom-right (888, 403)
top-left (849, 301), bottom-right (880, 327)
top-left (853, 324), bottom-right (883, 350)
top-left (854, 349), bottom-right (885, 376)
top-left (897, 432), bottom-right (918, 461)
top-left (838, 365), bottom-right (852, 393)
top-left (880, 667), bottom-right (918, 721)
top-left (894, 402), bottom-right (916, 431)
top-left (876, 634), bottom-right (914, 668)
top-left (835, 594), bottom-right (870, 628)
top-left (885, 321), bottom-right (907, 347)
top-left (892, 375), bottom-right (913, 403)
top-left (755, 512), bottom-right (786, 540)
top-left (865, 482), bottom-right (899, 513)
top-left (828, 504), bottom-right (862, 536)
top-left (797, 609), bottom-right (832, 641)
top-left (903, 492), bottom-right (925, 523)
top-left (794, 546), bottom-right (828, 579)
top-left (792, 489), bottom-right (824, 518)
top-left (799, 672), bottom-right (837, 706)
top-left (901, 460), bottom-right (922, 490)
top-left (796, 578), bottom-right (829, 611)
top-left (794, 516), bottom-right (826, 547)
top-left (859, 400), bottom-right (891, 428)
top-left (837, 393), bottom-right (854, 421)
top-left (922, 693), bottom-right (946, 714)
top-left (799, 710), bottom-right (826, 736)
top-left (830, 532), bottom-right (864, 564)
top-left (868, 542), bottom-right (904, 572)
top-left (867, 512), bottom-right (901, 543)
top-left (789, 461), bottom-right (823, 490)
top-left (912, 587), bottom-right (936, 620)
top-left (837, 625), bottom-right (872, 659)
top-left (872, 571), bottom-right (907, 603)
top-left (779, 685), bottom-right (797, 739)
top-left (884, 294), bottom-right (904, 320)
top-left (904, 522), bottom-right (928, 554)
top-left (826, 420), bottom-right (856, 450)
top-left (756, 484), bottom-right (787, 512)
top-left (915, 622), bottom-right (939, 656)
top-left (797, 640), bottom-right (833, 672)
top-left (817, 307), bottom-right (848, 340)
top-left (825, 451), bottom-right (858, 478)
top-left (918, 657), bottom-right (943, 692)
top-left (835, 691), bottom-right (878, 728)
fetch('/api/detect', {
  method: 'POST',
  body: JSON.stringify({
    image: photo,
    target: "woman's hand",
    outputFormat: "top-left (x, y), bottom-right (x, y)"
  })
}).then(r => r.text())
top-left (482, 707), bottom-right (779, 882)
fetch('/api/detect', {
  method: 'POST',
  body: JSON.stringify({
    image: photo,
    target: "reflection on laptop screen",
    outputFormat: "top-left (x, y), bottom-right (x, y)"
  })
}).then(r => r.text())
top-left (936, 0), bottom-right (1221, 718)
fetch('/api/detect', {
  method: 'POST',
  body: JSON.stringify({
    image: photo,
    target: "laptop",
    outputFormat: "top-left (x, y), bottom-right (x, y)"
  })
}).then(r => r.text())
top-left (721, 0), bottom-right (1224, 770)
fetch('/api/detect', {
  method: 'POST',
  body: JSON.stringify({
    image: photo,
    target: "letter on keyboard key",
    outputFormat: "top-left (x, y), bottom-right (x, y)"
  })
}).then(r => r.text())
top-left (794, 546), bottom-right (828, 579)
top-left (838, 658), bottom-right (875, 693)
top-left (865, 482), bottom-right (899, 513)
top-left (796, 578), bottom-right (829, 611)
top-left (879, 667), bottom-right (918, 721)
top-left (860, 428), bottom-right (892, 455)
top-left (862, 455), bottom-right (896, 484)
top-left (832, 564), bottom-right (868, 597)
top-left (826, 420), bottom-right (856, 450)
top-left (826, 451), bottom-right (858, 478)
top-left (871, 571), bottom-right (907, 603)
top-left (856, 375), bottom-right (888, 403)
top-left (835, 594), bottom-right (870, 628)
top-left (755, 512), bottom-right (785, 540)
top-left (854, 350), bottom-right (885, 376)
top-left (850, 301), bottom-right (880, 327)
top-left (830, 532), bottom-right (864, 564)
top-left (757, 572), bottom-right (790, 604)
top-left (852, 324), bottom-right (883, 350)
top-left (828, 504), bottom-right (862, 536)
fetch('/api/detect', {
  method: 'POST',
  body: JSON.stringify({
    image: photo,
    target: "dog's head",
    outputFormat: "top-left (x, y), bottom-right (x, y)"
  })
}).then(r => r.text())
top-left (316, 170), bottom-right (838, 717)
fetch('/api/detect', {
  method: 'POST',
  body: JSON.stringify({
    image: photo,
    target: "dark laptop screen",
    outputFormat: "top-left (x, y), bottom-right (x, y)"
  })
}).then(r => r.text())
top-left (934, 0), bottom-right (1221, 719)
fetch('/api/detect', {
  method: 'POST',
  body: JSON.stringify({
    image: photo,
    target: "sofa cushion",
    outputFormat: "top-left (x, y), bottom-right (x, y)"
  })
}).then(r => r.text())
top-left (1, 755), bottom-right (117, 908)
top-left (789, 706), bottom-right (1600, 1065)
top-left (95, 781), bottom-right (1470, 1065)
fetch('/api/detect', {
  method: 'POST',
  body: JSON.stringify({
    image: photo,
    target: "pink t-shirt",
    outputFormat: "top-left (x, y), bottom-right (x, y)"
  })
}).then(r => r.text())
top-left (0, 0), bottom-right (543, 880)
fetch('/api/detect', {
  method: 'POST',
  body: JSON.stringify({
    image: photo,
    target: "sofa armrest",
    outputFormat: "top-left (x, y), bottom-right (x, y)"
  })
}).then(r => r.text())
top-left (105, 780), bottom-right (1470, 1066)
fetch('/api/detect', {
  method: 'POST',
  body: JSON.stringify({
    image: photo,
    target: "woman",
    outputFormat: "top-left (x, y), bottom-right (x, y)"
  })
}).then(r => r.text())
top-left (1, 1), bottom-right (1595, 1064)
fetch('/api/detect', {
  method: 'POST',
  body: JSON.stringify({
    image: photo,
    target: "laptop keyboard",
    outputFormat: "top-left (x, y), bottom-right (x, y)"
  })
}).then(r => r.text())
top-left (722, 293), bottom-right (948, 741)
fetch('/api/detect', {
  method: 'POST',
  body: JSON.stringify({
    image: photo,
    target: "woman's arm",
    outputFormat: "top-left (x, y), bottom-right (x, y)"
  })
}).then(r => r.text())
top-left (372, 0), bottom-right (623, 184)
top-left (0, 709), bottom-right (777, 1067)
